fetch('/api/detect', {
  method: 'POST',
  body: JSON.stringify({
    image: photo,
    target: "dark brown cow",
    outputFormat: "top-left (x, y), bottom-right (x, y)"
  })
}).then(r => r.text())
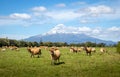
top-left (84, 47), bottom-right (92, 56)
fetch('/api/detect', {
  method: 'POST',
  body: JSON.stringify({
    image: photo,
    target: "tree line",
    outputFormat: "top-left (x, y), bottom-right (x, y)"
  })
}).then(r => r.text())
top-left (0, 38), bottom-right (117, 47)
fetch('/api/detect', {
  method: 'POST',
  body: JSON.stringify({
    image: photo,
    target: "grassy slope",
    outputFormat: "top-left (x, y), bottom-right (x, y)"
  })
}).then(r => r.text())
top-left (0, 47), bottom-right (120, 77)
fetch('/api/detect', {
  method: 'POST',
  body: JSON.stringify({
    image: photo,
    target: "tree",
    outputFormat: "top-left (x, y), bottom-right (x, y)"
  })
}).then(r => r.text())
top-left (97, 43), bottom-right (106, 47)
top-left (0, 38), bottom-right (8, 47)
top-left (39, 41), bottom-right (43, 46)
top-left (69, 43), bottom-right (76, 47)
top-left (9, 39), bottom-right (19, 46)
top-left (47, 42), bottom-right (53, 47)
top-left (33, 41), bottom-right (39, 47)
top-left (63, 42), bottom-right (68, 46)
top-left (19, 40), bottom-right (28, 47)
top-left (28, 42), bottom-right (34, 47)
top-left (85, 42), bottom-right (92, 47)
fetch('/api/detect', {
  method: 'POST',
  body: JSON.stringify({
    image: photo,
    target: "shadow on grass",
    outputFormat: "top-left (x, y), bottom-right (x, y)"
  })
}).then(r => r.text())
top-left (54, 62), bottom-right (65, 65)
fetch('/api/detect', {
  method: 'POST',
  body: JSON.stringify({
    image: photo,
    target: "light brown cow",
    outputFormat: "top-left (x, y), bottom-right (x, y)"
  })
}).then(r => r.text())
top-left (27, 47), bottom-right (42, 58)
top-left (9, 46), bottom-right (19, 51)
top-left (100, 48), bottom-right (107, 53)
top-left (69, 47), bottom-right (77, 53)
top-left (49, 48), bottom-right (61, 65)
top-left (91, 47), bottom-right (96, 52)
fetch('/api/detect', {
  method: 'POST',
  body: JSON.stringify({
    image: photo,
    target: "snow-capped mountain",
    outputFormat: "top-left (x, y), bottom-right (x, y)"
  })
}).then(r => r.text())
top-left (43, 24), bottom-right (92, 35)
top-left (25, 33), bottom-right (115, 44)
top-left (24, 24), bottom-right (116, 45)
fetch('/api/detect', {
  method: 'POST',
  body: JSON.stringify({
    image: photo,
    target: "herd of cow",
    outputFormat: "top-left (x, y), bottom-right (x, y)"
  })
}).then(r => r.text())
top-left (0, 46), bottom-right (107, 65)
top-left (0, 46), bottom-right (19, 51)
top-left (27, 46), bottom-right (107, 65)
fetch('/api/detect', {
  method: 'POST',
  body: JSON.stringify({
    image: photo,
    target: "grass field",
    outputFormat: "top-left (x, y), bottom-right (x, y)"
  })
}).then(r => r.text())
top-left (0, 47), bottom-right (120, 77)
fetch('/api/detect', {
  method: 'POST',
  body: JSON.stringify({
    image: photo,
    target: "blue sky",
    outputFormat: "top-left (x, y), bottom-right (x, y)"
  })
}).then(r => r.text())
top-left (0, 0), bottom-right (120, 42)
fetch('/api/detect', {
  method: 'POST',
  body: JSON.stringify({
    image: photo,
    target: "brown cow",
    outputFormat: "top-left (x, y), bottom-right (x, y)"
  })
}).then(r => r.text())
top-left (91, 47), bottom-right (96, 52)
top-left (49, 48), bottom-right (61, 65)
top-left (84, 46), bottom-right (92, 56)
top-left (69, 47), bottom-right (77, 53)
top-left (9, 46), bottom-right (19, 51)
top-left (100, 48), bottom-right (107, 53)
top-left (27, 47), bottom-right (42, 58)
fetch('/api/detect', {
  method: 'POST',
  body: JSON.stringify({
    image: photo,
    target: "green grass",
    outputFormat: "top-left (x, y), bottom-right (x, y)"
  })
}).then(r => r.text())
top-left (0, 47), bottom-right (120, 77)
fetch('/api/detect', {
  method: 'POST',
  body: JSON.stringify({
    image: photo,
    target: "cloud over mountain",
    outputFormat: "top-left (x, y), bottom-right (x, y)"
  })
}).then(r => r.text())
top-left (44, 24), bottom-right (120, 42)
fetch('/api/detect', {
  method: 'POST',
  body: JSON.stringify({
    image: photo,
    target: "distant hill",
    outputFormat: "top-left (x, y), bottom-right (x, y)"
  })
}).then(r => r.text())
top-left (24, 33), bottom-right (116, 45)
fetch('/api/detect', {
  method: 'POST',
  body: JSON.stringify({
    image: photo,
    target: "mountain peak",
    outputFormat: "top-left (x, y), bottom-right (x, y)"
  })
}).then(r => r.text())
top-left (43, 24), bottom-right (85, 35)
top-left (44, 24), bottom-right (66, 35)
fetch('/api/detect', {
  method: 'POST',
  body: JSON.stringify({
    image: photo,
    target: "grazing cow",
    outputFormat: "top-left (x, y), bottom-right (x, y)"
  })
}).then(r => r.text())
top-left (1, 48), bottom-right (6, 52)
top-left (91, 47), bottom-right (96, 52)
top-left (69, 48), bottom-right (73, 53)
top-left (44, 46), bottom-right (48, 50)
top-left (27, 47), bottom-right (42, 58)
top-left (80, 47), bottom-right (84, 50)
top-left (100, 48), bottom-right (107, 53)
top-left (69, 47), bottom-right (77, 53)
top-left (84, 46), bottom-right (92, 56)
top-left (77, 48), bottom-right (82, 52)
top-left (9, 46), bottom-right (19, 51)
top-left (49, 48), bottom-right (61, 65)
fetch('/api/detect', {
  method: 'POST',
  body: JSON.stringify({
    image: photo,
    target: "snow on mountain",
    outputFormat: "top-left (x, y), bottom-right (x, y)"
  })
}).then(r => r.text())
top-left (24, 24), bottom-right (116, 45)
top-left (43, 24), bottom-right (91, 35)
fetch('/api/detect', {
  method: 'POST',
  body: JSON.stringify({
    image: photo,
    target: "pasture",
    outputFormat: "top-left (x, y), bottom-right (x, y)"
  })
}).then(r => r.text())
top-left (0, 47), bottom-right (120, 77)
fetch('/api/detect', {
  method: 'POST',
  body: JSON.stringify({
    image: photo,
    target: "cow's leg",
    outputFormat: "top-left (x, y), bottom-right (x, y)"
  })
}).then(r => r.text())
top-left (31, 54), bottom-right (33, 58)
top-left (37, 55), bottom-right (39, 58)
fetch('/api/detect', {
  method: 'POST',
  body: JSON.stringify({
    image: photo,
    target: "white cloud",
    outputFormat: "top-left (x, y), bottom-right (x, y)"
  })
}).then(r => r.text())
top-left (0, 4), bottom-right (119, 28)
top-left (80, 20), bottom-right (88, 23)
top-left (80, 19), bottom-right (98, 24)
top-left (76, 4), bottom-right (119, 23)
top-left (92, 29), bottom-right (101, 34)
top-left (78, 26), bottom-right (91, 32)
top-left (0, 16), bottom-right (31, 26)
top-left (0, 34), bottom-right (30, 40)
top-left (71, 1), bottom-right (86, 5)
top-left (46, 11), bottom-right (84, 20)
top-left (55, 3), bottom-right (66, 8)
top-left (31, 6), bottom-right (47, 12)
top-left (91, 26), bottom-right (120, 41)
top-left (0, 9), bottom-right (83, 26)
top-left (77, 5), bottom-right (114, 17)
top-left (108, 26), bottom-right (120, 31)
top-left (86, 5), bottom-right (114, 16)
top-left (0, 19), bottom-right (20, 26)
top-left (9, 13), bottom-right (31, 19)
top-left (30, 5), bottom-right (85, 20)
top-left (0, 5), bottom-right (116, 26)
